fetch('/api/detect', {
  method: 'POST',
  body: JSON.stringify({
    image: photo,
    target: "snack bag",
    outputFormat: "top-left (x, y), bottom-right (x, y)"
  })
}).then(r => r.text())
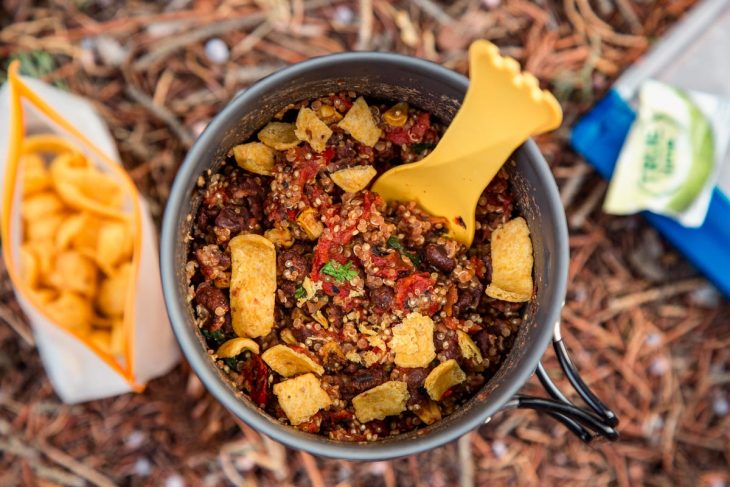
top-left (0, 62), bottom-right (179, 403)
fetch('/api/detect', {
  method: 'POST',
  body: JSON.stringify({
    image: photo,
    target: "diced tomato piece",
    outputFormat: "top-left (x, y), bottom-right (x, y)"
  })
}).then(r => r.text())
top-left (242, 355), bottom-right (270, 408)
top-left (443, 316), bottom-right (461, 331)
top-left (410, 112), bottom-right (431, 140)
top-left (331, 94), bottom-right (353, 111)
top-left (370, 251), bottom-right (412, 278)
top-left (394, 272), bottom-right (435, 309)
top-left (384, 112), bottom-right (431, 145)
top-left (321, 281), bottom-right (350, 299)
top-left (321, 146), bottom-right (335, 163)
top-left (297, 412), bottom-right (322, 433)
top-left (444, 284), bottom-right (458, 317)
top-left (384, 127), bottom-right (410, 145)
top-left (470, 256), bottom-right (486, 279)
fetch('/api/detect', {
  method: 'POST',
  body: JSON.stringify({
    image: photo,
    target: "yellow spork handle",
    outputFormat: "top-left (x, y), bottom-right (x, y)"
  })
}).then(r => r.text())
top-left (371, 40), bottom-right (563, 247)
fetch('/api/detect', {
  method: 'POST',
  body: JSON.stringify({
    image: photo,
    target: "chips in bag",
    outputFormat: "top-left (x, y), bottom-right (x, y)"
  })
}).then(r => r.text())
top-left (0, 62), bottom-right (178, 403)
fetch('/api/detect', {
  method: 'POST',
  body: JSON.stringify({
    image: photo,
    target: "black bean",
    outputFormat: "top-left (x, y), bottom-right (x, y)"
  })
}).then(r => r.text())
top-left (455, 284), bottom-right (482, 315)
top-left (194, 281), bottom-right (229, 331)
top-left (424, 243), bottom-right (456, 273)
top-left (277, 245), bottom-right (310, 283)
top-left (215, 205), bottom-right (249, 236)
top-left (370, 286), bottom-right (394, 314)
top-left (337, 367), bottom-right (389, 400)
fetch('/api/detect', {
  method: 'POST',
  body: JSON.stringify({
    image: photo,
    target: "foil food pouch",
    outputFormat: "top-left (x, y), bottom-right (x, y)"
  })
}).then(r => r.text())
top-left (604, 79), bottom-right (730, 227)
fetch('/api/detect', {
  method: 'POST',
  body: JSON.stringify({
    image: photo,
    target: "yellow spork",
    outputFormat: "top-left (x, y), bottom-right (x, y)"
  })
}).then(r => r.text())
top-left (371, 40), bottom-right (563, 247)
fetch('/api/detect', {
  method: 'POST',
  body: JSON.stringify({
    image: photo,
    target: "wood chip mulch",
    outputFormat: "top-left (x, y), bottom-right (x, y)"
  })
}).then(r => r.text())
top-left (0, 1), bottom-right (727, 486)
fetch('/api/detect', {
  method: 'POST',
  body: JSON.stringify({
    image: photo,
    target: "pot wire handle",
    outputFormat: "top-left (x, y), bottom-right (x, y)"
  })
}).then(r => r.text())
top-left (514, 395), bottom-right (619, 441)
top-left (553, 337), bottom-right (619, 427)
top-left (509, 321), bottom-right (620, 443)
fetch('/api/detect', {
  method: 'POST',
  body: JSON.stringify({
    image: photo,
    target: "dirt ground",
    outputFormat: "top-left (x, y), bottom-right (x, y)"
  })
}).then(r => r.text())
top-left (0, 1), bottom-right (728, 486)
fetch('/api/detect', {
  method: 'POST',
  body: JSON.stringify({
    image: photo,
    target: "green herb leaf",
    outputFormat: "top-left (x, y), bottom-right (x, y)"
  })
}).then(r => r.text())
top-left (321, 260), bottom-right (358, 283)
top-left (294, 285), bottom-right (307, 300)
top-left (410, 142), bottom-right (435, 153)
top-left (387, 236), bottom-right (421, 267)
top-left (201, 328), bottom-right (226, 344)
top-left (387, 236), bottom-right (404, 251)
top-left (223, 357), bottom-right (239, 370)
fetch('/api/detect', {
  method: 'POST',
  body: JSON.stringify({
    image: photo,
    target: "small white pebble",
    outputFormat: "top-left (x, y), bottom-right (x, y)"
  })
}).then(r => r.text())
top-left (234, 456), bottom-right (255, 471)
top-left (482, 0), bottom-right (501, 8)
top-left (205, 38), bottom-right (230, 64)
top-left (644, 333), bottom-right (662, 348)
top-left (649, 356), bottom-right (669, 376)
top-left (689, 284), bottom-right (721, 308)
top-left (133, 458), bottom-right (152, 477)
top-left (334, 5), bottom-right (355, 23)
top-left (125, 430), bottom-right (145, 450)
top-left (492, 439), bottom-right (507, 459)
top-left (165, 474), bottom-right (185, 487)
top-left (713, 395), bottom-right (729, 417)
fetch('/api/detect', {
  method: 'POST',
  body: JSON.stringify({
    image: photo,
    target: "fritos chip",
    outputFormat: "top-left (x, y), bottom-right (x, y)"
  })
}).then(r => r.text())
top-left (296, 207), bottom-right (323, 240)
top-left (352, 381), bottom-right (409, 423)
top-left (232, 142), bottom-right (276, 176)
top-left (21, 191), bottom-right (64, 221)
top-left (261, 344), bottom-right (324, 377)
top-left (21, 154), bottom-right (52, 196)
top-left (424, 359), bottom-right (466, 401)
top-left (390, 312), bottom-right (436, 368)
top-left (19, 246), bottom-right (39, 288)
top-left (89, 330), bottom-right (112, 352)
top-left (24, 240), bottom-right (55, 278)
top-left (25, 212), bottom-right (66, 242)
top-left (31, 288), bottom-right (58, 304)
top-left (414, 400), bottom-right (442, 425)
top-left (46, 291), bottom-right (93, 334)
top-left (337, 97), bottom-right (382, 147)
top-left (273, 373), bottom-right (332, 425)
top-left (95, 221), bottom-right (133, 274)
top-left (110, 318), bottom-right (125, 355)
top-left (18, 134), bottom-right (135, 361)
top-left (49, 250), bottom-right (98, 298)
top-left (229, 233), bottom-right (276, 338)
top-left (263, 227), bottom-right (294, 248)
top-left (485, 217), bottom-right (534, 303)
top-left (257, 122), bottom-right (300, 150)
top-left (456, 330), bottom-right (483, 364)
top-left (216, 337), bottom-right (260, 358)
top-left (330, 165), bottom-right (377, 193)
top-left (97, 263), bottom-right (131, 317)
top-left (50, 152), bottom-right (127, 220)
top-left (294, 107), bottom-right (332, 153)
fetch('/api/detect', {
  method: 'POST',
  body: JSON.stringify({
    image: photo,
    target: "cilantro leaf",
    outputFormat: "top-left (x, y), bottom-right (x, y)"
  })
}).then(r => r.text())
top-left (321, 260), bottom-right (358, 283)
top-left (387, 236), bottom-right (421, 267)
top-left (294, 285), bottom-right (307, 300)
top-left (387, 236), bottom-right (404, 251)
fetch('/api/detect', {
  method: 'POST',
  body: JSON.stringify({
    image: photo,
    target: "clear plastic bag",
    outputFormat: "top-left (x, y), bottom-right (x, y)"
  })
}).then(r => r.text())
top-left (0, 63), bottom-right (179, 403)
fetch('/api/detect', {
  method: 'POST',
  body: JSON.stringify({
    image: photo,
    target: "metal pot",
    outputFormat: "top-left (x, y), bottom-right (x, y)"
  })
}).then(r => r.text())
top-left (160, 52), bottom-right (618, 461)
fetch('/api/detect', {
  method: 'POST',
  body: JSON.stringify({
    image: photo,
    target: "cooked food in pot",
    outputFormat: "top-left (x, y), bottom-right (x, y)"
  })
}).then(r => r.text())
top-left (186, 91), bottom-right (534, 441)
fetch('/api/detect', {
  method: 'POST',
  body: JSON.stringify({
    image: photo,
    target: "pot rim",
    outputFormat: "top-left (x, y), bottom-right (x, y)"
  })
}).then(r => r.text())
top-left (160, 51), bottom-right (569, 460)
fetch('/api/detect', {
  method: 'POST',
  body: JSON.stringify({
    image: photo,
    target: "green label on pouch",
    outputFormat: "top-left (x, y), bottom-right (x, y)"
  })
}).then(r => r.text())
top-left (604, 80), bottom-right (727, 228)
top-left (638, 114), bottom-right (680, 197)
